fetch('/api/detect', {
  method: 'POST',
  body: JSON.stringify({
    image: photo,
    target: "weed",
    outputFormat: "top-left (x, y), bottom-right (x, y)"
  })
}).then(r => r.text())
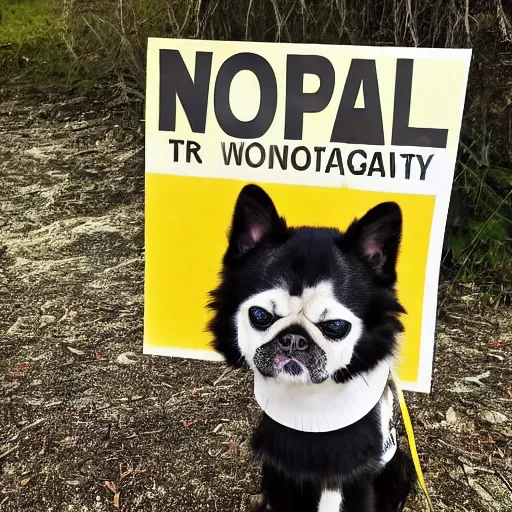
top-left (445, 141), bottom-right (512, 301)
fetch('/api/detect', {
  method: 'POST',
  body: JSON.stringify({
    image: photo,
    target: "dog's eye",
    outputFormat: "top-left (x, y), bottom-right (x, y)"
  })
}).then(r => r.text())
top-left (249, 306), bottom-right (274, 330)
top-left (318, 319), bottom-right (351, 339)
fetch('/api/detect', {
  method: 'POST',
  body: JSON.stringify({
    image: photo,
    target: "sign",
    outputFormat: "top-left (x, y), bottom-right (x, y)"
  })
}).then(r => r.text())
top-left (144, 38), bottom-right (471, 392)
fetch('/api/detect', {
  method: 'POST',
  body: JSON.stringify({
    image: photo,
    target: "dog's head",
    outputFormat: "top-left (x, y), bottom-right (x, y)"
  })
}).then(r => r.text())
top-left (207, 184), bottom-right (405, 384)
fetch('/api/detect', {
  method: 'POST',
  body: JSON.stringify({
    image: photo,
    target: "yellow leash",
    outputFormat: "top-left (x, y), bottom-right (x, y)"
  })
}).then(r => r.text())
top-left (391, 371), bottom-right (435, 512)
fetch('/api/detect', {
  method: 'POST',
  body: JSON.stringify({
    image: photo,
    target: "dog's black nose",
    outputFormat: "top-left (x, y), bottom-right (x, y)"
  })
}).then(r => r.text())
top-left (279, 334), bottom-right (309, 352)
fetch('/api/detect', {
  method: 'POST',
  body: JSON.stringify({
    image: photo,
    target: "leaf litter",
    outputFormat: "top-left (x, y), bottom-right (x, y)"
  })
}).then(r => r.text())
top-left (0, 84), bottom-right (511, 512)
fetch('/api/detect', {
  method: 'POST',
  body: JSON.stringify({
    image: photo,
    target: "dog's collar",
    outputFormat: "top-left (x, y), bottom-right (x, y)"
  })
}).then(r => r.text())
top-left (253, 360), bottom-right (390, 432)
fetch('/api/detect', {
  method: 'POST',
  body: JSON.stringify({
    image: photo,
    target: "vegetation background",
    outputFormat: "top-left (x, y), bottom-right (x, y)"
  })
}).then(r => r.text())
top-left (1, 0), bottom-right (510, 301)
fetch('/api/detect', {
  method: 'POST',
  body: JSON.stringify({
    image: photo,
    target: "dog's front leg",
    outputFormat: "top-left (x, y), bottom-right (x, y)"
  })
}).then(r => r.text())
top-left (317, 489), bottom-right (343, 512)
top-left (260, 463), bottom-right (322, 512)
top-left (341, 477), bottom-right (377, 512)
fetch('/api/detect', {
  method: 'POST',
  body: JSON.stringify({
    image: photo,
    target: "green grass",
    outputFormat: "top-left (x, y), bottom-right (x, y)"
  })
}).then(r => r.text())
top-left (1, 1), bottom-right (60, 76)
top-left (0, 0), bottom-right (100, 83)
top-left (0, 0), bottom-right (62, 45)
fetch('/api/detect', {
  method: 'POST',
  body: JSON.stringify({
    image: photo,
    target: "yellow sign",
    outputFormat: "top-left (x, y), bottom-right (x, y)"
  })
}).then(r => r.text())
top-left (144, 38), bottom-right (471, 392)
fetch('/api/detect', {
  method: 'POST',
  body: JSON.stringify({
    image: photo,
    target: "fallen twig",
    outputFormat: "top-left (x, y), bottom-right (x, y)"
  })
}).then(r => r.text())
top-left (497, 471), bottom-right (512, 496)
top-left (0, 444), bottom-right (20, 461)
top-left (213, 367), bottom-right (232, 386)
top-left (10, 418), bottom-right (45, 442)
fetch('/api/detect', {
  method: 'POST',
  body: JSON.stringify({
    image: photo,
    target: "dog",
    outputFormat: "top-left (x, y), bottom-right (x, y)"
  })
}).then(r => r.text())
top-left (207, 184), bottom-right (415, 512)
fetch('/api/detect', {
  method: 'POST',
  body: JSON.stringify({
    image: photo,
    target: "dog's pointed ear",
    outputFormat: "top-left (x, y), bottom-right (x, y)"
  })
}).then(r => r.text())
top-left (341, 202), bottom-right (402, 283)
top-left (226, 184), bottom-right (286, 261)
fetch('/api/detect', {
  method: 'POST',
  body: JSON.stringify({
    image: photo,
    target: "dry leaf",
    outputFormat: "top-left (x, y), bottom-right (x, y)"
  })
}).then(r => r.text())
top-left (66, 346), bottom-right (85, 355)
top-left (20, 475), bottom-right (33, 486)
top-left (116, 352), bottom-right (137, 365)
top-left (104, 481), bottom-right (117, 493)
top-left (9, 362), bottom-right (30, 375)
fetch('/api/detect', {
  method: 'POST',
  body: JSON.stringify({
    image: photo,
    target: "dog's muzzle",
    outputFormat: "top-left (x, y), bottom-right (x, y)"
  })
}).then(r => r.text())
top-left (253, 325), bottom-right (328, 383)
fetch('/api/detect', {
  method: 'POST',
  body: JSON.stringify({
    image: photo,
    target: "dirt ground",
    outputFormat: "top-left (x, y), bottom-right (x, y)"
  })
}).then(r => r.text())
top-left (0, 85), bottom-right (511, 512)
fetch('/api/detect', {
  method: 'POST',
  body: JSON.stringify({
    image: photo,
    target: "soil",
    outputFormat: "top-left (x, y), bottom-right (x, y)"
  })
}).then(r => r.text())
top-left (0, 85), bottom-right (511, 512)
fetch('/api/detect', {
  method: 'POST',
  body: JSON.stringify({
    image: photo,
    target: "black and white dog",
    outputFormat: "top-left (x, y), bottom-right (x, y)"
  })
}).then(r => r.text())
top-left (207, 184), bottom-right (415, 512)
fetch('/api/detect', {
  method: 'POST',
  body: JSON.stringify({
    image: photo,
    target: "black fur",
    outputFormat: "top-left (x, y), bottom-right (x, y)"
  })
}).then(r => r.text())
top-left (252, 407), bottom-right (414, 512)
top-left (207, 184), bottom-right (415, 511)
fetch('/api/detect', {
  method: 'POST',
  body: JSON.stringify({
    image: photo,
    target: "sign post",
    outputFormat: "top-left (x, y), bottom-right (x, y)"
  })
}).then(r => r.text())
top-left (144, 38), bottom-right (471, 393)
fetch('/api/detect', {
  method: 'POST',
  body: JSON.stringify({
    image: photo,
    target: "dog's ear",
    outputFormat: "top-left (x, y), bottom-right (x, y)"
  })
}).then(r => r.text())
top-left (226, 184), bottom-right (286, 261)
top-left (341, 202), bottom-right (402, 284)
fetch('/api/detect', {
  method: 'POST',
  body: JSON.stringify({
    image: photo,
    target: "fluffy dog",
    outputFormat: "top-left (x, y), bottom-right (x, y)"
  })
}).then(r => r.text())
top-left (207, 184), bottom-right (415, 512)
